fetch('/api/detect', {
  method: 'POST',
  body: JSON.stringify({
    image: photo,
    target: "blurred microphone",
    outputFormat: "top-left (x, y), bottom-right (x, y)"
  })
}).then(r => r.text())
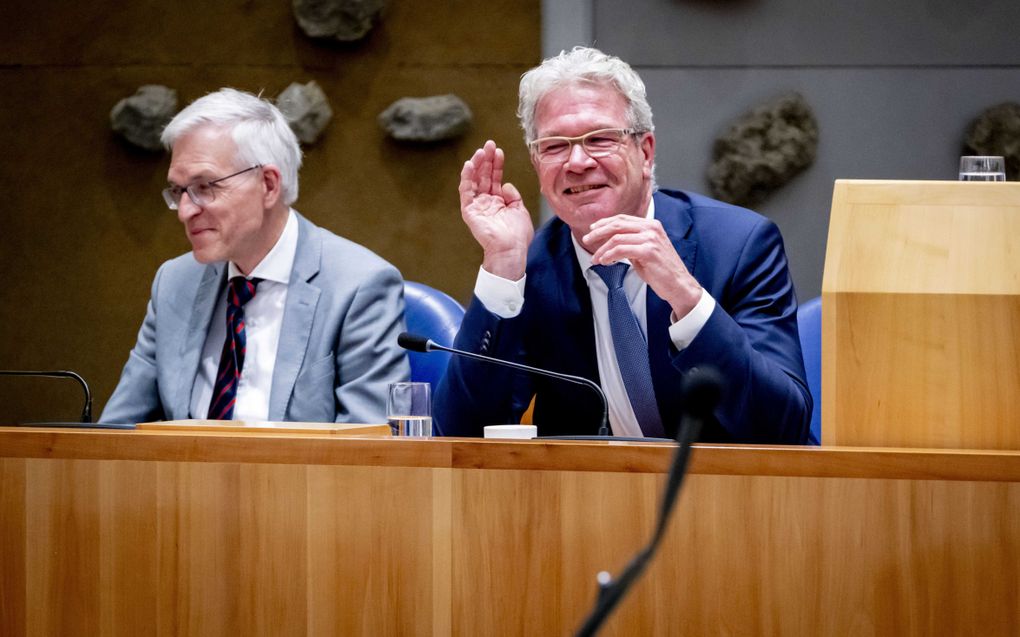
top-left (574, 366), bottom-right (724, 637)
top-left (398, 332), bottom-right (611, 436)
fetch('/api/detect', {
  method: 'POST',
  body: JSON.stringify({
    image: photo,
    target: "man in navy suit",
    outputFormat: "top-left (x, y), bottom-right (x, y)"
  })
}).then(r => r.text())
top-left (101, 88), bottom-right (409, 424)
top-left (435, 47), bottom-right (810, 443)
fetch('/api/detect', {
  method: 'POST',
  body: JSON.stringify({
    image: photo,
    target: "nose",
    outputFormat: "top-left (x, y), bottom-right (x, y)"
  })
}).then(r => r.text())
top-left (564, 140), bottom-right (597, 171)
top-left (176, 191), bottom-right (202, 222)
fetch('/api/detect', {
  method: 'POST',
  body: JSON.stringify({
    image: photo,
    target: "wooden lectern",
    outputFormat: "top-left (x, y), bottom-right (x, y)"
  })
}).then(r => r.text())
top-left (822, 180), bottom-right (1020, 448)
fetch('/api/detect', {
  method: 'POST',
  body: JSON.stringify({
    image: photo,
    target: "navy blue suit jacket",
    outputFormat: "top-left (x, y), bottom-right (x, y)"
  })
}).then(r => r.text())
top-left (435, 189), bottom-right (811, 443)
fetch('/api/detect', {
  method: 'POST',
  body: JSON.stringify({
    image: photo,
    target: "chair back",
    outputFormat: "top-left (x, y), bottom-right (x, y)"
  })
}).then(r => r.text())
top-left (403, 281), bottom-right (465, 387)
top-left (797, 296), bottom-right (822, 444)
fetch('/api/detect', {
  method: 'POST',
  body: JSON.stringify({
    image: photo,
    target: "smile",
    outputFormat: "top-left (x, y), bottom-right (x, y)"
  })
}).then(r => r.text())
top-left (564, 184), bottom-right (606, 194)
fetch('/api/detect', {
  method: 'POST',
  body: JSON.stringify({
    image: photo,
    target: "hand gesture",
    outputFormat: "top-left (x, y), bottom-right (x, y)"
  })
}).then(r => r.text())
top-left (584, 214), bottom-right (703, 318)
top-left (458, 140), bottom-right (534, 280)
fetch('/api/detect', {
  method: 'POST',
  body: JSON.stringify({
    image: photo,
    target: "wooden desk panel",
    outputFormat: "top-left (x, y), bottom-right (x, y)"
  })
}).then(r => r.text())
top-left (822, 180), bottom-right (1020, 450)
top-left (2, 428), bottom-right (1019, 636)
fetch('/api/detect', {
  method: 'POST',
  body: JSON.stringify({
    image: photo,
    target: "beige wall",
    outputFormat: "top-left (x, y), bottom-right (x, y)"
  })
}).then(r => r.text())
top-left (0, 1), bottom-right (540, 421)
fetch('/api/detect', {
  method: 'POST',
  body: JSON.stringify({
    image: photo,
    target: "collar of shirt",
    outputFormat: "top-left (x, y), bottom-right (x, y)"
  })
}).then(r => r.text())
top-left (227, 209), bottom-right (298, 285)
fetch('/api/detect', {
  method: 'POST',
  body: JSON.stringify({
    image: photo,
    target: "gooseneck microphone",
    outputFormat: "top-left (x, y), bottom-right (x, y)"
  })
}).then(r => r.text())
top-left (573, 367), bottom-right (724, 637)
top-left (398, 332), bottom-right (610, 436)
top-left (0, 369), bottom-right (92, 422)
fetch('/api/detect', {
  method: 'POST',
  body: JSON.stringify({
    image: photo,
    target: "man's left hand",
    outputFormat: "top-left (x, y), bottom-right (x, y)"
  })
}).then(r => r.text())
top-left (584, 214), bottom-right (703, 319)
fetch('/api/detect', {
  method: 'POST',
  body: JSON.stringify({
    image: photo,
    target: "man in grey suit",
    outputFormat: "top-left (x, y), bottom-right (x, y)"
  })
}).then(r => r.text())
top-left (101, 88), bottom-right (409, 424)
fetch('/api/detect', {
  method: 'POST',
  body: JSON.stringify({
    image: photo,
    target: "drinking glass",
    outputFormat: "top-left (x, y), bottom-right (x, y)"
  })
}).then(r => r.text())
top-left (959, 156), bottom-right (1006, 181)
top-left (387, 382), bottom-right (432, 437)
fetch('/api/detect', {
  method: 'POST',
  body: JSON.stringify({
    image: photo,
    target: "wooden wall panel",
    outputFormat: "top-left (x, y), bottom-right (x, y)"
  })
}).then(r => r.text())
top-left (0, 1), bottom-right (540, 423)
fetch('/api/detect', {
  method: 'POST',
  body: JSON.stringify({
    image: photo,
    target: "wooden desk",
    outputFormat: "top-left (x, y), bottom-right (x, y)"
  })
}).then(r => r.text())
top-left (2, 427), bottom-right (1018, 636)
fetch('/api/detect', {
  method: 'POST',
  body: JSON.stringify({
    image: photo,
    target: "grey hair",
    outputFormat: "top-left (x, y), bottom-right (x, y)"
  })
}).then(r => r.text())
top-left (161, 88), bottom-right (303, 205)
top-left (517, 46), bottom-right (655, 145)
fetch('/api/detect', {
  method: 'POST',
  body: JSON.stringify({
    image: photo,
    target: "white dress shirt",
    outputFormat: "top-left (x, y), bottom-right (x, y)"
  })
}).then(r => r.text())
top-left (190, 210), bottom-right (299, 421)
top-left (474, 199), bottom-right (716, 436)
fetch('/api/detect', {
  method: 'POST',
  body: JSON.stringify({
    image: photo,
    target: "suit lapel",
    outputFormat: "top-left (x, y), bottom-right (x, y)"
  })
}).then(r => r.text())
top-left (548, 221), bottom-right (599, 378)
top-left (175, 262), bottom-right (224, 419)
top-left (529, 221), bottom-right (601, 428)
top-left (269, 214), bottom-right (321, 420)
top-left (646, 192), bottom-right (698, 418)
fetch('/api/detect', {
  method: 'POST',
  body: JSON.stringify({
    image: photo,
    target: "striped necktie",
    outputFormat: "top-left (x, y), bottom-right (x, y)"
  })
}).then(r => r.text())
top-left (207, 277), bottom-right (261, 420)
top-left (592, 263), bottom-right (665, 438)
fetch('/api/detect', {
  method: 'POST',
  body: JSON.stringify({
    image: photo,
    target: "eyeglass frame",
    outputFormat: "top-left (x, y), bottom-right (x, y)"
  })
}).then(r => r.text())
top-left (161, 164), bottom-right (263, 210)
top-left (527, 128), bottom-right (643, 164)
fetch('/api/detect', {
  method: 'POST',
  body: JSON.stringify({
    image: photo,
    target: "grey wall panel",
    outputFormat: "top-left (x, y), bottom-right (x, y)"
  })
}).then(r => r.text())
top-left (595, 0), bottom-right (1020, 66)
top-left (543, 0), bottom-right (1020, 299)
top-left (645, 67), bottom-right (1020, 298)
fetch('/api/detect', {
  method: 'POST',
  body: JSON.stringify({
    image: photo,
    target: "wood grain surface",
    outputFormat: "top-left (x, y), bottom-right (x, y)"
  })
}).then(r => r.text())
top-left (822, 180), bottom-right (1020, 449)
top-left (2, 429), bottom-right (1019, 635)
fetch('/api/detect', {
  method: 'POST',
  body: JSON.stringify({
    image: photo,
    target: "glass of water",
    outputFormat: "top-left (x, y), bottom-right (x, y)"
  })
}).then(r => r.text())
top-left (959, 156), bottom-right (1006, 181)
top-left (387, 382), bottom-right (432, 437)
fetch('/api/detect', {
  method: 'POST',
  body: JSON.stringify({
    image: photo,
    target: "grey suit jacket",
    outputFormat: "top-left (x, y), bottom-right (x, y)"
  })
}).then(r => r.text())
top-left (101, 212), bottom-right (410, 424)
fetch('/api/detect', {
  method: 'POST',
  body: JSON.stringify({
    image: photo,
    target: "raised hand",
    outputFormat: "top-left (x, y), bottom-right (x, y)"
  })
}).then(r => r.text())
top-left (458, 140), bottom-right (534, 280)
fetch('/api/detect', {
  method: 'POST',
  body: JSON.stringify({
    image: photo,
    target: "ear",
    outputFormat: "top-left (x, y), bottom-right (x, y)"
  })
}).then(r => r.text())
top-left (639, 132), bottom-right (655, 179)
top-left (260, 165), bottom-right (284, 208)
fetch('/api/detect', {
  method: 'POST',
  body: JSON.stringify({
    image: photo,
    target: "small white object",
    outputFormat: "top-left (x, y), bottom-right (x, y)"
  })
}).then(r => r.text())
top-left (484, 424), bottom-right (538, 439)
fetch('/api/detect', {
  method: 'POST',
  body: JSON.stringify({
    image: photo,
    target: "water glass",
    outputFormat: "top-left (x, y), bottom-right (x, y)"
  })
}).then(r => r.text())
top-left (959, 156), bottom-right (1006, 181)
top-left (387, 382), bottom-right (432, 437)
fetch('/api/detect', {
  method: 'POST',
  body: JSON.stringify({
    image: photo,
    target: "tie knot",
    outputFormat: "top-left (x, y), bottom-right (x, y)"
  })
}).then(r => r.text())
top-left (592, 263), bottom-right (629, 290)
top-left (229, 277), bottom-right (261, 307)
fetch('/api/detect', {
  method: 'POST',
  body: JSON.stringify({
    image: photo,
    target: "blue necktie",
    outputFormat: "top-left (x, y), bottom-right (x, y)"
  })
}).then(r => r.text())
top-left (208, 277), bottom-right (261, 420)
top-left (592, 263), bottom-right (665, 438)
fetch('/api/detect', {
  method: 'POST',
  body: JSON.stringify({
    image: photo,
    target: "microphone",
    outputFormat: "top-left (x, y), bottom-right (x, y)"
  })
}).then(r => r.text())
top-left (0, 369), bottom-right (131, 429)
top-left (398, 332), bottom-right (612, 436)
top-left (573, 367), bottom-right (724, 637)
top-left (1, 369), bottom-right (92, 422)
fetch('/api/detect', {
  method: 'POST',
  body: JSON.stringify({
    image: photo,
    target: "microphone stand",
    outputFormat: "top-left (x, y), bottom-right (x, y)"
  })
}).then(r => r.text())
top-left (0, 369), bottom-right (92, 422)
top-left (0, 370), bottom-right (133, 428)
top-left (399, 333), bottom-right (611, 435)
top-left (399, 332), bottom-right (674, 442)
top-left (573, 368), bottom-right (722, 636)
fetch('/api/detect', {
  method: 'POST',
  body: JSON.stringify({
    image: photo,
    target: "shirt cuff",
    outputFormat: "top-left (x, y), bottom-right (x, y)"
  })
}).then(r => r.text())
top-left (474, 266), bottom-right (526, 318)
top-left (668, 289), bottom-right (716, 350)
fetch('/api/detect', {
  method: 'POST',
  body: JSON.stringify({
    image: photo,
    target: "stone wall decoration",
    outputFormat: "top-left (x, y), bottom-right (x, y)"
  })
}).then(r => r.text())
top-left (963, 102), bottom-right (1020, 180)
top-left (378, 94), bottom-right (473, 143)
top-left (707, 93), bottom-right (819, 207)
top-left (277, 81), bottom-right (333, 144)
top-left (292, 0), bottom-right (386, 42)
top-left (110, 85), bottom-right (178, 152)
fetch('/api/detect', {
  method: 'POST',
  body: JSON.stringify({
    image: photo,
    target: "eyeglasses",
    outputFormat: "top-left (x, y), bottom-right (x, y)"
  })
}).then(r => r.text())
top-left (528, 128), bottom-right (639, 164)
top-left (161, 165), bottom-right (262, 210)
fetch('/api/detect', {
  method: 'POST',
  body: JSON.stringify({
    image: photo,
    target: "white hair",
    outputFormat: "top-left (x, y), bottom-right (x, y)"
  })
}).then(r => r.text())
top-left (161, 88), bottom-right (303, 205)
top-left (517, 46), bottom-right (655, 145)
